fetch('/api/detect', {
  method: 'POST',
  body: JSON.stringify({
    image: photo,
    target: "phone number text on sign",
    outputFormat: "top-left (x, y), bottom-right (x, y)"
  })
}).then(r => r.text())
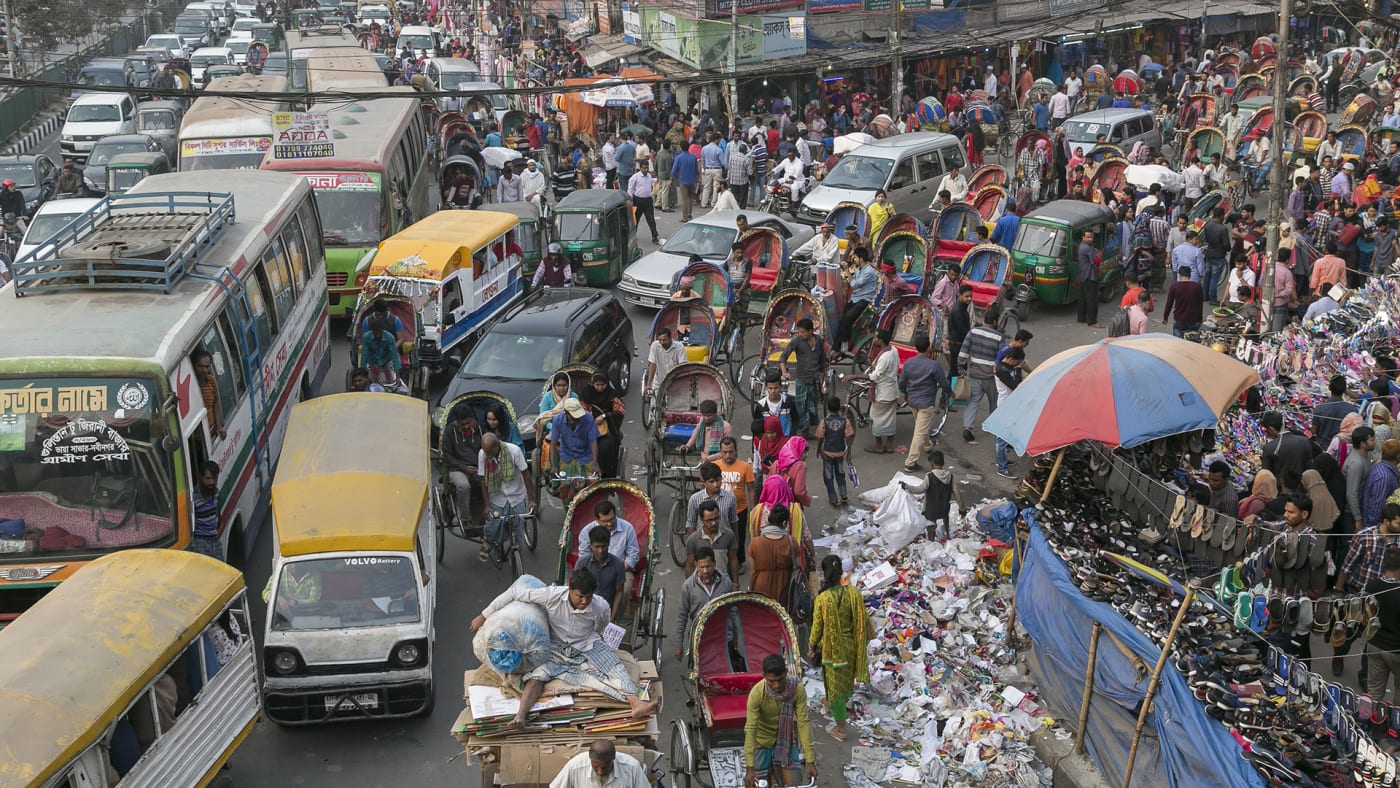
top-left (274, 143), bottom-right (336, 159)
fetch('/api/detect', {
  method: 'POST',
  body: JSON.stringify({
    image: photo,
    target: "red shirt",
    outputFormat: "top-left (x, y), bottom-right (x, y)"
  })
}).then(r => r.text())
top-left (766, 129), bottom-right (779, 156)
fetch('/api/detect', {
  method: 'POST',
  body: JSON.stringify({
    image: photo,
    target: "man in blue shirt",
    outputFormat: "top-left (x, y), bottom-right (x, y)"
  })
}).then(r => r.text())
top-left (671, 145), bottom-right (701, 221)
top-left (551, 398), bottom-right (599, 500)
top-left (1170, 230), bottom-right (1205, 283)
top-left (834, 246), bottom-right (878, 354)
top-left (1031, 96), bottom-right (1050, 131)
top-left (615, 131), bottom-right (637, 188)
top-left (991, 207), bottom-right (1019, 248)
top-left (700, 132), bottom-right (728, 208)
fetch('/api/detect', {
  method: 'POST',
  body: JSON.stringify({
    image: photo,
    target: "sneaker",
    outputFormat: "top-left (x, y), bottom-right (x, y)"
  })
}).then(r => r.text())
top-left (963, 429), bottom-right (978, 444)
top-left (997, 468), bottom-right (1016, 479)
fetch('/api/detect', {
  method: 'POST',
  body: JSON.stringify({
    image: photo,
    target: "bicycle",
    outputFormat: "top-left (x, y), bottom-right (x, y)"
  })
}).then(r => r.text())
top-left (481, 503), bottom-right (536, 578)
top-left (843, 374), bottom-right (949, 444)
top-left (432, 456), bottom-right (539, 565)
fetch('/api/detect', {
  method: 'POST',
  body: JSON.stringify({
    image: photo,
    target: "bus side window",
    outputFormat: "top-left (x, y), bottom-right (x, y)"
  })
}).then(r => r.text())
top-left (249, 263), bottom-right (280, 339)
top-left (283, 215), bottom-right (311, 290)
top-left (261, 236), bottom-right (296, 319)
top-left (215, 309), bottom-right (247, 398)
top-left (297, 200), bottom-right (325, 269)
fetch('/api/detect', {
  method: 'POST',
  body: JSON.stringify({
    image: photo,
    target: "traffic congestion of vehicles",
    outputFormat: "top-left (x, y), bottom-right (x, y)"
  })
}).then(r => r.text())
top-left (7, 0), bottom-right (1400, 784)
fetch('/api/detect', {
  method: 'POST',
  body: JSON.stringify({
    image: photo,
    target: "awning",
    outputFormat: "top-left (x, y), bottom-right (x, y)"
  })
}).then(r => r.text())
top-left (582, 35), bottom-right (645, 68)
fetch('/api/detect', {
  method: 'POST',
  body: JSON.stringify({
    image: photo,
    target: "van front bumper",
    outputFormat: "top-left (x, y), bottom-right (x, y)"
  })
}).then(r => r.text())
top-left (263, 670), bottom-right (432, 724)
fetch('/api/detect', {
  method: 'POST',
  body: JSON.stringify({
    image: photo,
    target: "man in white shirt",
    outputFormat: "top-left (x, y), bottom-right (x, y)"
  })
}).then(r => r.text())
top-left (1048, 88), bottom-right (1071, 126)
top-left (520, 159), bottom-right (548, 208)
top-left (1219, 105), bottom-right (1245, 148)
top-left (477, 433), bottom-right (535, 561)
top-left (550, 740), bottom-right (649, 788)
top-left (626, 159), bottom-right (659, 244)
top-left (1065, 70), bottom-right (1082, 102)
top-left (794, 222), bottom-right (841, 268)
top-left (710, 180), bottom-right (740, 213)
top-left (984, 66), bottom-right (998, 98)
top-left (771, 150), bottom-right (807, 204)
top-left (938, 168), bottom-right (969, 202)
top-left (601, 137), bottom-right (618, 188)
top-left (1317, 130), bottom-right (1343, 163)
top-left (1183, 161), bottom-right (1206, 202)
top-left (1204, 154), bottom-right (1228, 191)
top-left (471, 573), bottom-right (659, 730)
top-left (645, 327), bottom-right (687, 392)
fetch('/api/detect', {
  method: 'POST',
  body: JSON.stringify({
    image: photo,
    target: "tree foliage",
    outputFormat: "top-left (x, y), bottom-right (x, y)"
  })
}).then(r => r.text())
top-left (11, 0), bottom-right (139, 54)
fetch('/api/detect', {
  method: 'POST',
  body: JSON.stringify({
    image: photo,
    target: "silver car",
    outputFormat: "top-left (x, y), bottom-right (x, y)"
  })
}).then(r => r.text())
top-left (617, 210), bottom-right (815, 309)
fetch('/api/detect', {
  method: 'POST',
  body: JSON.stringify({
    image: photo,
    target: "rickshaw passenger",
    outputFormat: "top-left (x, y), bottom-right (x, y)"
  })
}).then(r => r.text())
top-left (680, 399), bottom-right (731, 462)
top-left (551, 398), bottom-right (599, 500)
top-left (539, 372), bottom-right (574, 442)
top-left (443, 408), bottom-right (484, 524)
top-left (577, 499), bottom-right (640, 574)
top-left (361, 317), bottom-right (400, 383)
top-left (470, 571), bottom-right (660, 730)
top-left (580, 371), bottom-right (624, 477)
top-left (744, 654), bottom-right (819, 788)
top-left (575, 525), bottom-right (626, 623)
top-left (361, 299), bottom-right (407, 338)
top-left (724, 241), bottom-right (752, 291)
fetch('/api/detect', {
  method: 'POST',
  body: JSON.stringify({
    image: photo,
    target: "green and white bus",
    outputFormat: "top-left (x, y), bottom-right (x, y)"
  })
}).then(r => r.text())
top-left (260, 91), bottom-right (435, 317)
top-left (0, 170), bottom-right (331, 620)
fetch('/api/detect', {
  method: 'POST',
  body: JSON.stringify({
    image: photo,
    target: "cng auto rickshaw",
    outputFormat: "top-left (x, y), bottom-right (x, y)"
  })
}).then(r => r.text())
top-left (104, 151), bottom-right (171, 195)
top-left (135, 99), bottom-right (184, 160)
top-left (263, 393), bottom-right (438, 725)
top-left (1009, 200), bottom-right (1122, 317)
top-left (0, 550), bottom-right (259, 786)
top-left (552, 189), bottom-right (639, 286)
top-left (491, 200), bottom-right (549, 287)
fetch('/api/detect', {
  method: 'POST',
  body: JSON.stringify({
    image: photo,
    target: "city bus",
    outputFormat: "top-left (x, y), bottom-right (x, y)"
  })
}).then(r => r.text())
top-left (261, 92), bottom-right (435, 317)
top-left (0, 169), bottom-right (331, 620)
top-left (302, 47), bottom-right (389, 93)
top-left (284, 27), bottom-right (373, 91)
top-left (178, 73), bottom-right (290, 171)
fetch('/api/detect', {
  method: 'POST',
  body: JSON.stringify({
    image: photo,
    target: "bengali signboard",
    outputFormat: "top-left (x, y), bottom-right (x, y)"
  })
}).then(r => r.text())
top-left (809, 0), bottom-right (861, 14)
top-left (272, 111), bottom-right (333, 160)
top-left (760, 15), bottom-right (806, 59)
top-left (714, 0), bottom-right (805, 13)
top-left (621, 2), bottom-right (642, 43)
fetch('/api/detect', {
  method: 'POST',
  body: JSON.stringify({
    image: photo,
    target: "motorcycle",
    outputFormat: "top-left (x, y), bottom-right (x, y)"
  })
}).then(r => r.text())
top-left (2, 213), bottom-right (22, 261)
top-left (761, 172), bottom-right (811, 218)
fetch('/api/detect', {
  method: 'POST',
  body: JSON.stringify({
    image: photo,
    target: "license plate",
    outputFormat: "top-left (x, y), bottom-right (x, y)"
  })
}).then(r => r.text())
top-left (324, 692), bottom-right (379, 711)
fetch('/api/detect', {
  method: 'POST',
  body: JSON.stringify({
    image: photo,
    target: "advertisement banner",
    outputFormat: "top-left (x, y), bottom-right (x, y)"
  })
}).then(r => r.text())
top-left (714, 0), bottom-right (804, 13)
top-left (621, 2), bottom-right (642, 43)
top-left (179, 137), bottom-right (271, 158)
top-left (272, 111), bottom-right (333, 159)
top-left (760, 14), bottom-right (806, 59)
top-left (809, 0), bottom-right (861, 13)
top-left (300, 172), bottom-right (382, 191)
top-left (642, 9), bottom-right (702, 66)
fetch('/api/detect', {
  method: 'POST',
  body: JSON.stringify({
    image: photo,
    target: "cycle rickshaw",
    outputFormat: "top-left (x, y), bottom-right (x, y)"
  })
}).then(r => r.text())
top-left (848, 291), bottom-right (944, 378)
top-left (970, 184), bottom-right (1007, 223)
top-left (1185, 126), bottom-right (1227, 166)
top-left (669, 592), bottom-right (809, 788)
top-left (928, 202), bottom-right (986, 280)
top-left (557, 479), bottom-right (666, 666)
top-left (437, 111), bottom-right (471, 153)
top-left (737, 226), bottom-right (791, 328)
top-left (1233, 73), bottom-right (1268, 103)
top-left (736, 288), bottom-right (829, 404)
top-left (1371, 126), bottom-right (1400, 162)
top-left (875, 229), bottom-right (927, 279)
top-left (825, 201), bottom-right (870, 251)
top-left (643, 361), bottom-right (735, 565)
top-left (968, 164), bottom-right (1007, 193)
top-left (1341, 93), bottom-right (1377, 126)
top-left (346, 283), bottom-right (429, 397)
top-left (642, 298), bottom-right (721, 429)
top-left (432, 390), bottom-right (536, 574)
top-left (1295, 110), bottom-right (1327, 155)
top-left (440, 154), bottom-right (486, 209)
top-left (1085, 143), bottom-right (1124, 163)
top-left (916, 96), bottom-right (947, 131)
top-left (1336, 124), bottom-right (1370, 164)
top-left (1289, 74), bottom-right (1318, 101)
top-left (671, 259), bottom-right (739, 373)
top-left (1088, 157), bottom-right (1128, 205)
top-left (874, 214), bottom-right (925, 249)
top-left (532, 363), bottom-right (618, 505)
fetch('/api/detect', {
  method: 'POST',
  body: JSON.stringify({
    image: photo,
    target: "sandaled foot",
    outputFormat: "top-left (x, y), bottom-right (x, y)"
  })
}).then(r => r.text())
top-left (630, 699), bottom-right (661, 719)
top-left (507, 717), bottom-right (528, 732)
top-left (829, 723), bottom-right (848, 742)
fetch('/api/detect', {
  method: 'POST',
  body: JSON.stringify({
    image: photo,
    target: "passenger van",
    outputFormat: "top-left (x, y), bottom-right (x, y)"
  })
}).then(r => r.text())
top-left (0, 550), bottom-right (259, 786)
top-left (798, 132), bottom-right (966, 226)
top-left (60, 92), bottom-right (138, 160)
top-left (262, 393), bottom-right (438, 725)
top-left (1061, 108), bottom-right (1161, 157)
top-left (395, 25), bottom-right (440, 55)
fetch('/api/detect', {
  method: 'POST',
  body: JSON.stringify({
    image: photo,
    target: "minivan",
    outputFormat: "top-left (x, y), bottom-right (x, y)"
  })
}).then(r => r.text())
top-left (395, 25), bottom-right (440, 56)
top-left (184, 2), bottom-right (228, 34)
top-left (172, 14), bottom-right (214, 49)
top-left (74, 58), bottom-right (136, 95)
top-left (797, 132), bottom-right (966, 226)
top-left (60, 93), bottom-right (138, 160)
top-left (423, 58), bottom-right (483, 112)
top-left (1061, 108), bottom-right (1161, 157)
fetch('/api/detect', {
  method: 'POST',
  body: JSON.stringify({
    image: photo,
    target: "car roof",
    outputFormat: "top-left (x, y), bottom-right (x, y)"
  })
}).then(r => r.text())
top-left (495, 287), bottom-right (613, 333)
top-left (33, 197), bottom-right (102, 216)
top-left (192, 46), bottom-right (233, 54)
top-left (1067, 107), bottom-right (1153, 123)
top-left (0, 154), bottom-right (40, 164)
top-left (70, 91), bottom-right (128, 105)
top-left (92, 133), bottom-right (156, 145)
top-left (1023, 199), bottom-right (1115, 225)
top-left (84, 58), bottom-right (128, 68)
top-left (842, 131), bottom-right (959, 159)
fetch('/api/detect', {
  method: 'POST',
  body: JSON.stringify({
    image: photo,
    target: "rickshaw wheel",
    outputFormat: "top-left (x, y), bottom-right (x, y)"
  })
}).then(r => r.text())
top-left (509, 547), bottom-right (525, 578)
top-left (667, 498), bottom-right (687, 568)
top-left (669, 721), bottom-right (696, 788)
top-left (644, 443), bottom-right (657, 498)
top-left (433, 486), bottom-right (446, 563)
top-left (998, 134), bottom-right (1014, 160)
top-left (1099, 276), bottom-right (1125, 304)
top-left (734, 353), bottom-right (760, 404)
top-left (650, 586), bottom-right (666, 667)
top-left (997, 308), bottom-right (1021, 339)
top-left (524, 511), bottom-right (539, 552)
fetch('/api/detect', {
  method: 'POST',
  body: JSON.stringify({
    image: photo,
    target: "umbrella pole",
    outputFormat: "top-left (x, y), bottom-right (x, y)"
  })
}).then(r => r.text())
top-left (1074, 622), bottom-right (1102, 756)
top-left (1122, 586), bottom-right (1195, 788)
top-left (1039, 447), bottom-right (1067, 504)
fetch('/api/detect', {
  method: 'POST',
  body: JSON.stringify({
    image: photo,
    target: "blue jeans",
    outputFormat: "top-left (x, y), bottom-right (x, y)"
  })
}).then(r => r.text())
top-left (1172, 320), bottom-right (1200, 338)
top-left (1203, 257), bottom-right (1225, 304)
top-left (485, 499), bottom-right (528, 549)
top-left (821, 454), bottom-right (847, 501)
top-left (996, 437), bottom-right (1012, 472)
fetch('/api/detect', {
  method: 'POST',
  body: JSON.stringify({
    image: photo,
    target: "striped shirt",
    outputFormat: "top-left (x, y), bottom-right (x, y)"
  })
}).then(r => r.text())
top-left (958, 325), bottom-right (1003, 379)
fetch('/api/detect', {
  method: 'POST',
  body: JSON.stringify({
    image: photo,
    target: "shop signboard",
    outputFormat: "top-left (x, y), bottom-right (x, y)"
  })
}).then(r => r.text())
top-left (809, 0), bottom-right (861, 13)
top-left (642, 8), bottom-right (702, 67)
top-left (760, 15), bottom-right (806, 59)
top-left (621, 2), bottom-right (642, 44)
top-left (1049, 0), bottom-right (1105, 15)
top-left (713, 0), bottom-right (804, 13)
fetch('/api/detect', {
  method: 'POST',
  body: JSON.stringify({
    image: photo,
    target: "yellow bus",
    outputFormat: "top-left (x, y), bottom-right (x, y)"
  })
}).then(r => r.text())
top-left (261, 92), bottom-right (435, 317)
top-left (0, 550), bottom-right (258, 786)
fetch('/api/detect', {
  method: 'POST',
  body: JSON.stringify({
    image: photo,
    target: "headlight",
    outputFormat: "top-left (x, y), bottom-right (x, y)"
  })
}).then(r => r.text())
top-left (24, 200), bottom-right (36, 211)
top-left (394, 643), bottom-right (421, 665)
top-left (622, 275), bottom-right (636, 287)
top-left (272, 650), bottom-right (299, 674)
top-left (61, 135), bottom-right (74, 143)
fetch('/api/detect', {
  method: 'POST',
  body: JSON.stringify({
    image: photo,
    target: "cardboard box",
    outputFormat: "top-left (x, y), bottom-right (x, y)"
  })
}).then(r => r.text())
top-left (497, 742), bottom-right (644, 787)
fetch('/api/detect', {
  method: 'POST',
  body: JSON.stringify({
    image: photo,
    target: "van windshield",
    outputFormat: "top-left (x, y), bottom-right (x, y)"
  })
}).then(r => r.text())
top-left (78, 70), bottom-right (126, 87)
top-left (1014, 223), bottom-right (1066, 257)
top-left (821, 154), bottom-right (892, 190)
top-left (69, 103), bottom-right (122, 123)
top-left (270, 555), bottom-right (421, 630)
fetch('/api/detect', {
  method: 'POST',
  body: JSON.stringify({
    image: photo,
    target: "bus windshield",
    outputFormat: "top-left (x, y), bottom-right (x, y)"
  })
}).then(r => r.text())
top-left (270, 555), bottom-right (421, 630)
top-left (307, 173), bottom-right (384, 246)
top-left (180, 137), bottom-right (271, 171)
top-left (0, 377), bottom-right (175, 560)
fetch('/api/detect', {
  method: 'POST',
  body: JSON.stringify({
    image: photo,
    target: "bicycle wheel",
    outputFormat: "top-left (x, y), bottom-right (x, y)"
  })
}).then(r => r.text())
top-left (998, 134), bottom-right (1014, 160)
top-left (846, 378), bottom-right (872, 428)
top-left (667, 497), bottom-right (687, 568)
top-left (523, 512), bottom-right (538, 552)
top-left (735, 353), bottom-right (761, 403)
top-left (998, 307), bottom-right (1021, 339)
top-left (509, 546), bottom-right (524, 578)
top-left (641, 391), bottom-right (655, 430)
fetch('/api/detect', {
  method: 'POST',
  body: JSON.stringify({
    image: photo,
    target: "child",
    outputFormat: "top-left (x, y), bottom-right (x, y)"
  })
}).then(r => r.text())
top-left (814, 396), bottom-right (853, 507)
top-left (920, 450), bottom-right (961, 540)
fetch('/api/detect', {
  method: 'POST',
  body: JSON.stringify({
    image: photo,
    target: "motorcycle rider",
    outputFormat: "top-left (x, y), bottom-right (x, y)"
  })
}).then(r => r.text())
top-left (770, 149), bottom-right (807, 210)
top-left (0, 181), bottom-right (27, 233)
top-left (533, 243), bottom-right (573, 288)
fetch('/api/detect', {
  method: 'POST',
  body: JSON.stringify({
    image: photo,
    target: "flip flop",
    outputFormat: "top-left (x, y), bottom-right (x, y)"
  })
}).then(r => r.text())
top-left (1235, 592), bottom-right (1254, 629)
top-left (1250, 594), bottom-right (1269, 632)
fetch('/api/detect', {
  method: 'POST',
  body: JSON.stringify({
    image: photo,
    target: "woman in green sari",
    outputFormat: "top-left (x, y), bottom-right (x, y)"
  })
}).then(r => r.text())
top-left (807, 554), bottom-right (873, 741)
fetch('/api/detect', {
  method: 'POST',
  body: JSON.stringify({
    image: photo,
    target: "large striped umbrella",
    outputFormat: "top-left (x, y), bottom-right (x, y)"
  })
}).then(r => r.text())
top-left (983, 333), bottom-right (1260, 456)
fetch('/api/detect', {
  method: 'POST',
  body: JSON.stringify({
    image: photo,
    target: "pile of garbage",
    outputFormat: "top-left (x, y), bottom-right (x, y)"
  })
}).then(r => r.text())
top-left (810, 473), bottom-right (1055, 787)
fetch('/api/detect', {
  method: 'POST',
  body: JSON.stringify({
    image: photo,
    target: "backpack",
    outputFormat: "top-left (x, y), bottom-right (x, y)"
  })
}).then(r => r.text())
top-left (1107, 307), bottom-right (1132, 337)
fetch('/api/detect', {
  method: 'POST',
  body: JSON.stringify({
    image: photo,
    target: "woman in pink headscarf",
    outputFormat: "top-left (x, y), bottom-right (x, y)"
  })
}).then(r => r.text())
top-left (775, 437), bottom-right (812, 508)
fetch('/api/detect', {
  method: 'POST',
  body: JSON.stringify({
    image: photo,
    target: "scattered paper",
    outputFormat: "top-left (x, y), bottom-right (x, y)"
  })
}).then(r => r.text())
top-left (1001, 685), bottom-right (1027, 707)
top-left (468, 684), bottom-right (573, 719)
top-left (602, 622), bottom-right (626, 648)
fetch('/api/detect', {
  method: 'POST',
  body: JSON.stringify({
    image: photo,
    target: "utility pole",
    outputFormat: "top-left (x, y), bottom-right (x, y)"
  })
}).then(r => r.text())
top-left (2, 0), bottom-right (14, 79)
top-left (728, 0), bottom-right (739, 131)
top-left (889, 0), bottom-right (902, 116)
top-left (1260, 0), bottom-right (1290, 329)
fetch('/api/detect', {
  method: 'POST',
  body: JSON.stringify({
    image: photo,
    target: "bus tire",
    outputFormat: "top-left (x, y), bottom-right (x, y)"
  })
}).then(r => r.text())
top-left (226, 520), bottom-right (246, 570)
top-left (301, 373), bottom-right (313, 401)
top-left (61, 239), bottom-right (169, 259)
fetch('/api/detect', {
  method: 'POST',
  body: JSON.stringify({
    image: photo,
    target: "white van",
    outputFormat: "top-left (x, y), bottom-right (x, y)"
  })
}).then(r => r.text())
top-left (798, 132), bottom-right (966, 225)
top-left (395, 25), bottom-right (440, 56)
top-left (1061, 108), bottom-right (1161, 158)
top-left (60, 93), bottom-right (138, 160)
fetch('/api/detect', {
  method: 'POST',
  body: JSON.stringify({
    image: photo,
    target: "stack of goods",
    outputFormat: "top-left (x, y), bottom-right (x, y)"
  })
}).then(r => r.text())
top-left (452, 658), bottom-right (661, 742)
top-left (813, 484), bottom-right (1053, 787)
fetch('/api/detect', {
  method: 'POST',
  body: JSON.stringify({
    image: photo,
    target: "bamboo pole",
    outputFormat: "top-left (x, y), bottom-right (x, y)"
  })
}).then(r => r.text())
top-left (1039, 447), bottom-right (1067, 504)
top-left (1005, 523), bottom-right (1027, 648)
top-left (1122, 587), bottom-right (1195, 788)
top-left (1074, 622), bottom-right (1103, 756)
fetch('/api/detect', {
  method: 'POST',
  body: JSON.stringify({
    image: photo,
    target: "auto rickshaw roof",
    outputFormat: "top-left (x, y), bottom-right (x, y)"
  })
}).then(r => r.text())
top-left (491, 199), bottom-right (541, 224)
top-left (369, 209), bottom-right (519, 280)
top-left (555, 189), bottom-right (629, 211)
top-left (0, 550), bottom-right (243, 786)
top-left (272, 393), bottom-right (430, 557)
top-left (106, 151), bottom-right (168, 168)
top-left (1022, 199), bottom-right (1115, 227)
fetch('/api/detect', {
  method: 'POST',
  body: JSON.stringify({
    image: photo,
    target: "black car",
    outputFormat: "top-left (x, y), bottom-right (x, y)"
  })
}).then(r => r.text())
top-left (440, 287), bottom-right (634, 450)
top-left (0, 154), bottom-right (58, 217)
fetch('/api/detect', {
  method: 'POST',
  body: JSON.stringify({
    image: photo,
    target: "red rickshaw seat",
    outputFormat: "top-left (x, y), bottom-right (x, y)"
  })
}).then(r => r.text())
top-left (749, 266), bottom-right (779, 292)
top-left (705, 694), bottom-right (750, 728)
top-left (894, 344), bottom-right (918, 370)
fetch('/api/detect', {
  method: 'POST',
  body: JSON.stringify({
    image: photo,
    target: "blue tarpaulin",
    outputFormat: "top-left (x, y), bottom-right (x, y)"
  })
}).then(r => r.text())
top-left (1015, 524), bottom-right (1265, 788)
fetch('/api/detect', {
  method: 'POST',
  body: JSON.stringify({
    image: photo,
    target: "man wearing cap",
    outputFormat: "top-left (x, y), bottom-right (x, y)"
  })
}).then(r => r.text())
top-left (878, 261), bottom-right (916, 303)
top-left (1332, 161), bottom-right (1355, 201)
top-left (834, 247), bottom-right (877, 353)
top-left (533, 243), bottom-right (573, 288)
top-left (984, 65), bottom-right (998, 98)
top-left (551, 398), bottom-right (600, 500)
top-left (795, 223), bottom-right (841, 269)
top-left (521, 158), bottom-right (548, 210)
top-left (551, 739), bottom-right (649, 788)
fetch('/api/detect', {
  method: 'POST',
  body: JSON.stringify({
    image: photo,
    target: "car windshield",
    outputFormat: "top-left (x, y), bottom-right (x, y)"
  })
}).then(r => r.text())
top-left (138, 111), bottom-right (177, 131)
top-left (313, 186), bottom-right (384, 246)
top-left (263, 54), bottom-right (288, 74)
top-left (23, 212), bottom-right (84, 245)
top-left (88, 141), bottom-right (151, 166)
top-left (140, 50), bottom-right (171, 63)
top-left (269, 556), bottom-right (422, 631)
top-left (557, 211), bottom-right (601, 242)
top-left (821, 154), bottom-right (893, 190)
top-left (662, 222), bottom-right (736, 258)
top-left (461, 332), bottom-right (567, 380)
top-left (399, 34), bottom-right (432, 50)
top-left (1014, 222), bottom-right (1066, 257)
top-left (232, 17), bottom-right (256, 30)
top-left (175, 20), bottom-right (207, 33)
top-left (1061, 120), bottom-right (1109, 141)
top-left (68, 103), bottom-right (121, 123)
top-left (0, 163), bottom-right (35, 187)
top-left (191, 53), bottom-right (229, 66)
top-left (78, 70), bottom-right (126, 87)
top-left (439, 73), bottom-right (484, 90)
top-left (149, 37), bottom-right (182, 48)
top-left (0, 376), bottom-right (175, 562)
top-left (227, 39), bottom-right (251, 54)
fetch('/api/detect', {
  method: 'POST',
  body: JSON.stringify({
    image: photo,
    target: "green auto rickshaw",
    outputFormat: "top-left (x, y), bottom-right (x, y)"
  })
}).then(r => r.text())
top-left (552, 190), bottom-right (638, 287)
top-left (1009, 199), bottom-right (1123, 317)
top-left (105, 151), bottom-right (172, 195)
top-left (492, 200), bottom-right (549, 289)
top-left (251, 22), bottom-right (283, 49)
